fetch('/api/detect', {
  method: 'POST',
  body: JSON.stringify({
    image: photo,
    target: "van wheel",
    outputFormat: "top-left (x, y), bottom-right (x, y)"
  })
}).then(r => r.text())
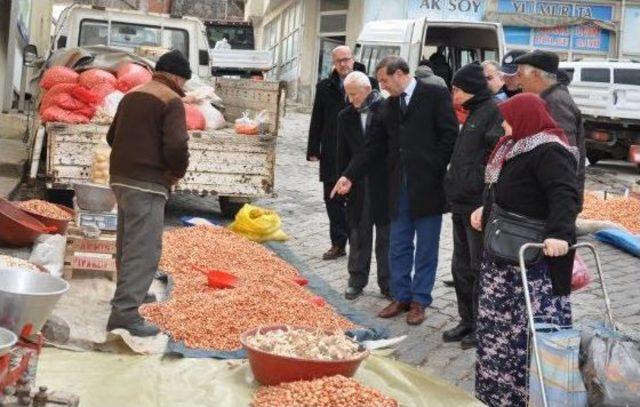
top-left (587, 150), bottom-right (607, 166)
top-left (218, 197), bottom-right (246, 218)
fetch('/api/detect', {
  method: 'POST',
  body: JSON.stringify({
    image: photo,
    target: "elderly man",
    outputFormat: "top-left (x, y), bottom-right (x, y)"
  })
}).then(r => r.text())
top-left (106, 50), bottom-right (190, 336)
top-left (333, 56), bottom-right (458, 325)
top-left (498, 50), bottom-right (526, 98)
top-left (336, 71), bottom-right (390, 300)
top-left (515, 50), bottom-right (585, 207)
top-left (307, 45), bottom-right (357, 260)
top-left (481, 61), bottom-right (507, 102)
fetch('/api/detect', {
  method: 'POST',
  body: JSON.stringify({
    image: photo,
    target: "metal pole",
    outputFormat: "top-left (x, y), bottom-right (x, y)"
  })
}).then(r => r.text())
top-left (619, 0), bottom-right (627, 59)
top-left (18, 63), bottom-right (28, 113)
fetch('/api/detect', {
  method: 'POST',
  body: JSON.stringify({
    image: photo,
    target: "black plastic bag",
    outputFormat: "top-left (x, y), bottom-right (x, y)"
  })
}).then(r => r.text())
top-left (580, 322), bottom-right (640, 406)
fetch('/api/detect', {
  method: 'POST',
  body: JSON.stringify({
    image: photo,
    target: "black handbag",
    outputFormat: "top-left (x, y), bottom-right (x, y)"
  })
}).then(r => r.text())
top-left (484, 203), bottom-right (546, 266)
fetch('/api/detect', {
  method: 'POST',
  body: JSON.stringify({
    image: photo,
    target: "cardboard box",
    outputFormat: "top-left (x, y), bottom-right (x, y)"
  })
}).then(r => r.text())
top-left (64, 224), bottom-right (117, 280)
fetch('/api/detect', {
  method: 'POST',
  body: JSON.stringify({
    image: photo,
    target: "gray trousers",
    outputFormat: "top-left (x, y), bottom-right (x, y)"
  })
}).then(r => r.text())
top-left (347, 184), bottom-right (390, 292)
top-left (110, 185), bottom-right (166, 322)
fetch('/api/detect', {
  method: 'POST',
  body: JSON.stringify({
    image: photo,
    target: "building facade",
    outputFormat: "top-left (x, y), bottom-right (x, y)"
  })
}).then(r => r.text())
top-left (247, 0), bottom-right (638, 105)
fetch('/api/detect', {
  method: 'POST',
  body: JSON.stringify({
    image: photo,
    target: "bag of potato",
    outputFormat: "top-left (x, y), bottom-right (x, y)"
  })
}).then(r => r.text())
top-left (91, 141), bottom-right (111, 185)
top-left (228, 204), bottom-right (288, 242)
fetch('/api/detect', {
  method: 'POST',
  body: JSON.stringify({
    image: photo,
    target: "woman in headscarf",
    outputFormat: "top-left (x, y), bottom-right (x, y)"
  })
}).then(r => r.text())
top-left (470, 93), bottom-right (580, 406)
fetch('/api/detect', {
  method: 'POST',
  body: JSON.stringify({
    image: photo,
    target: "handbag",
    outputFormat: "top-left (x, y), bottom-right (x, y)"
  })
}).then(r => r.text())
top-left (484, 203), bottom-right (546, 266)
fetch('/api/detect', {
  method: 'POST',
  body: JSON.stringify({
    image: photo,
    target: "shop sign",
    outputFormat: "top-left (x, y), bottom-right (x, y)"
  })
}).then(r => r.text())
top-left (407, 0), bottom-right (486, 21)
top-left (498, 0), bottom-right (613, 53)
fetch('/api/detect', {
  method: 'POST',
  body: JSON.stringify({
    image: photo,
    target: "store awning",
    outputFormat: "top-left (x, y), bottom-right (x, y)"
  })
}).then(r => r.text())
top-left (485, 12), bottom-right (617, 32)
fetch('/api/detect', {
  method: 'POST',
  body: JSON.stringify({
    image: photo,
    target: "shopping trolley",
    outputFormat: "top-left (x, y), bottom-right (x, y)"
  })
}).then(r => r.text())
top-left (518, 242), bottom-right (616, 407)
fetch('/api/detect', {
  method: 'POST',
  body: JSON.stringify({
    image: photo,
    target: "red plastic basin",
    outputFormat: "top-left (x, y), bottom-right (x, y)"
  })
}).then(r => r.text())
top-left (18, 203), bottom-right (75, 234)
top-left (240, 325), bottom-right (369, 385)
top-left (0, 198), bottom-right (48, 247)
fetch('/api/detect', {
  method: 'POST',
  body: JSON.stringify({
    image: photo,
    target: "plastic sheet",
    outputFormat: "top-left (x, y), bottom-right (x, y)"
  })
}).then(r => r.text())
top-left (37, 350), bottom-right (485, 407)
top-left (228, 204), bottom-right (288, 242)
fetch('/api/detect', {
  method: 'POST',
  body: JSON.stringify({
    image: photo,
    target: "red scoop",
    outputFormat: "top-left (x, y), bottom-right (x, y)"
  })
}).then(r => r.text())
top-left (206, 270), bottom-right (239, 289)
top-left (293, 276), bottom-right (309, 286)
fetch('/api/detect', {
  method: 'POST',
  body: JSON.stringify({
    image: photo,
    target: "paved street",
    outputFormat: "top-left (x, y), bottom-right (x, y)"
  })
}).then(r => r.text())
top-left (247, 111), bottom-right (640, 393)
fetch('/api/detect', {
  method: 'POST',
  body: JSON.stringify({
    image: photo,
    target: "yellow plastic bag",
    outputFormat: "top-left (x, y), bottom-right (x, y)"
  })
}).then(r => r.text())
top-left (228, 204), bottom-right (288, 242)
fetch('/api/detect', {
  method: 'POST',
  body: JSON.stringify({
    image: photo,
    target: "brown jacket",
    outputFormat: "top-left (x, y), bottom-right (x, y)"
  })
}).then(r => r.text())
top-left (107, 73), bottom-right (189, 189)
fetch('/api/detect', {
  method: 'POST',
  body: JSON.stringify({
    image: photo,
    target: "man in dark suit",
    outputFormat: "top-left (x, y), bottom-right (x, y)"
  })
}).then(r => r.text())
top-left (336, 71), bottom-right (390, 300)
top-left (307, 45), bottom-right (354, 260)
top-left (333, 56), bottom-right (459, 325)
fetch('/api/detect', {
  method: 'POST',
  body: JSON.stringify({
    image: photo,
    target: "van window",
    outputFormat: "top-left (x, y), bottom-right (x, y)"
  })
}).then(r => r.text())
top-left (359, 45), bottom-right (400, 75)
top-left (614, 69), bottom-right (640, 86)
top-left (79, 19), bottom-right (189, 58)
top-left (581, 68), bottom-right (610, 83)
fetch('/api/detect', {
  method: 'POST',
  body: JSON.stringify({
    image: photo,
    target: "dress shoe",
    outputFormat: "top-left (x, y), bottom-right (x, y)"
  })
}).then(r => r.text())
top-left (344, 287), bottom-right (363, 300)
top-left (377, 301), bottom-right (411, 318)
top-left (322, 246), bottom-right (346, 260)
top-left (460, 331), bottom-right (477, 350)
top-left (442, 324), bottom-right (474, 343)
top-left (142, 293), bottom-right (157, 304)
top-left (107, 314), bottom-right (160, 337)
top-left (406, 302), bottom-right (426, 325)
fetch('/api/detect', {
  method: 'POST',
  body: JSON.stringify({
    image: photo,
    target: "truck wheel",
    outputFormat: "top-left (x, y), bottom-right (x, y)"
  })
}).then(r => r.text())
top-left (587, 150), bottom-right (606, 166)
top-left (218, 197), bottom-right (246, 218)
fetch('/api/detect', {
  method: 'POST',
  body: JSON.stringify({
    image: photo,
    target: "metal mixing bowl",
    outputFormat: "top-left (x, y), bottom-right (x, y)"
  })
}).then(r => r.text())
top-left (0, 268), bottom-right (70, 337)
top-left (0, 327), bottom-right (17, 356)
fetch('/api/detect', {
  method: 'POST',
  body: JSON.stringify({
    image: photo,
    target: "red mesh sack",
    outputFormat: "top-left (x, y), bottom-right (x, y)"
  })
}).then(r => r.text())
top-left (40, 83), bottom-right (77, 113)
top-left (41, 106), bottom-right (90, 124)
top-left (184, 104), bottom-right (206, 130)
top-left (40, 66), bottom-right (79, 90)
top-left (78, 69), bottom-right (116, 89)
top-left (53, 93), bottom-right (86, 111)
top-left (71, 86), bottom-right (100, 105)
top-left (116, 63), bottom-right (152, 92)
top-left (91, 82), bottom-right (117, 101)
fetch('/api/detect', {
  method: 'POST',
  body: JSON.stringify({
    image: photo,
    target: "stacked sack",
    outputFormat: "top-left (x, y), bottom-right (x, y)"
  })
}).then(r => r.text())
top-left (39, 63), bottom-right (153, 124)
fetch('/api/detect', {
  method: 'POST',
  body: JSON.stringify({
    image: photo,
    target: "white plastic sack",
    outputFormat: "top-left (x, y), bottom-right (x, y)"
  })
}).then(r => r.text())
top-left (102, 91), bottom-right (125, 118)
top-left (29, 234), bottom-right (67, 278)
top-left (184, 85), bottom-right (223, 105)
top-left (197, 102), bottom-right (226, 130)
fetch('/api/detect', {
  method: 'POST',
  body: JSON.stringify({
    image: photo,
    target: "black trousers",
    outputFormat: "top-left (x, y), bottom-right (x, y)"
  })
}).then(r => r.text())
top-left (323, 181), bottom-right (349, 249)
top-left (451, 211), bottom-right (483, 329)
top-left (347, 186), bottom-right (390, 292)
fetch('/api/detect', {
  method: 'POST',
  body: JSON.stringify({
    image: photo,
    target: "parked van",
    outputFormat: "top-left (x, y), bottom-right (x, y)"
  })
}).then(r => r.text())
top-left (560, 60), bottom-right (640, 171)
top-left (354, 18), bottom-right (506, 81)
top-left (52, 4), bottom-right (212, 78)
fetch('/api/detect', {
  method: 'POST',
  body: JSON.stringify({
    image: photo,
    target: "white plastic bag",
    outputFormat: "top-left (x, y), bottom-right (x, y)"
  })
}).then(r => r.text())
top-left (234, 110), bottom-right (268, 135)
top-left (91, 140), bottom-right (111, 185)
top-left (197, 102), bottom-right (226, 130)
top-left (29, 234), bottom-right (67, 278)
top-left (102, 91), bottom-right (125, 117)
top-left (184, 85), bottom-right (223, 105)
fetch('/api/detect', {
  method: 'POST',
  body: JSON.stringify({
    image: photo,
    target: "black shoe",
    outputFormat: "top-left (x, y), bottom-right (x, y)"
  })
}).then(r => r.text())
top-left (461, 331), bottom-right (477, 350)
top-left (107, 313), bottom-right (160, 337)
top-left (344, 287), bottom-right (363, 300)
top-left (443, 279), bottom-right (455, 287)
top-left (442, 324), bottom-right (473, 343)
top-left (142, 293), bottom-right (157, 304)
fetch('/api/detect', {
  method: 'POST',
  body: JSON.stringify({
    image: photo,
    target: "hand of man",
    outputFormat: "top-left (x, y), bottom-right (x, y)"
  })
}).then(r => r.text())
top-left (330, 176), bottom-right (352, 198)
top-left (470, 207), bottom-right (483, 231)
top-left (307, 156), bottom-right (319, 162)
top-left (543, 239), bottom-right (569, 257)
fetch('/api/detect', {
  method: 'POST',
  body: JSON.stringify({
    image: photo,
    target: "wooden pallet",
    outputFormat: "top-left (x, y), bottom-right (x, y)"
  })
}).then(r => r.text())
top-left (64, 225), bottom-right (117, 281)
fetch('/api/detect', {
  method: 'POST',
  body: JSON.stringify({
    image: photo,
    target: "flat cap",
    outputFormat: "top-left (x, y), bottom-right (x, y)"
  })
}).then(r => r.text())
top-left (514, 50), bottom-right (559, 74)
top-left (500, 50), bottom-right (527, 75)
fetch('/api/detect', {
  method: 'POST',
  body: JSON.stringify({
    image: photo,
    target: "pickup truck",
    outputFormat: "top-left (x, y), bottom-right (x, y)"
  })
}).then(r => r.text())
top-left (560, 60), bottom-right (640, 172)
top-left (32, 5), bottom-right (285, 216)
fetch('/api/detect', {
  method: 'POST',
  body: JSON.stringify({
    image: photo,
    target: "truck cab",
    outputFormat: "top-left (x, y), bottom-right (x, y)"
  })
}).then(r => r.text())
top-left (560, 60), bottom-right (640, 171)
top-left (355, 18), bottom-right (505, 83)
top-left (52, 4), bottom-right (212, 79)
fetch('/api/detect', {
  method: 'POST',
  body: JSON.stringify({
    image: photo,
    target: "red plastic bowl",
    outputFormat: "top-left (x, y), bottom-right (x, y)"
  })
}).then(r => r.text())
top-left (240, 325), bottom-right (369, 385)
top-left (0, 198), bottom-right (48, 247)
top-left (18, 203), bottom-right (75, 234)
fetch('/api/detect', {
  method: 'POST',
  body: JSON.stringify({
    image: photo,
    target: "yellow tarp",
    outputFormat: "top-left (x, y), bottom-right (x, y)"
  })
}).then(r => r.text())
top-left (36, 349), bottom-right (485, 407)
top-left (228, 204), bottom-right (288, 242)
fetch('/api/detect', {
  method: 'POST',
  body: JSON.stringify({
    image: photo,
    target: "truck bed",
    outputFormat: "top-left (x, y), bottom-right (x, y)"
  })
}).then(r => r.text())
top-left (45, 123), bottom-right (276, 197)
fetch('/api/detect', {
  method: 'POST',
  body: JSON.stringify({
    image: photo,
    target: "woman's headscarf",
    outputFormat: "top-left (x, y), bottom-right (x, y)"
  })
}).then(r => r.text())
top-left (485, 93), bottom-right (577, 183)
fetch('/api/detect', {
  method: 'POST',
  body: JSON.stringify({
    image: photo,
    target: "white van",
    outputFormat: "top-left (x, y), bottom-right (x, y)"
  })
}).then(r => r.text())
top-left (354, 18), bottom-right (506, 79)
top-left (559, 60), bottom-right (640, 169)
top-left (52, 4), bottom-right (212, 78)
